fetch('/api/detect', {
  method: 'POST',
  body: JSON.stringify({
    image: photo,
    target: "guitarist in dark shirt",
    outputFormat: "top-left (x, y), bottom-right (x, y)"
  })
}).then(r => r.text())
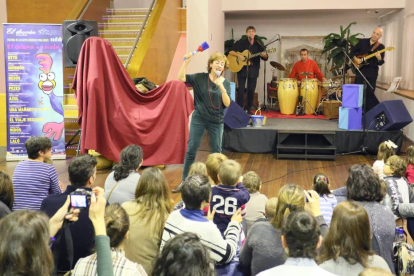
top-left (350, 27), bottom-right (385, 111)
top-left (229, 26), bottom-right (268, 113)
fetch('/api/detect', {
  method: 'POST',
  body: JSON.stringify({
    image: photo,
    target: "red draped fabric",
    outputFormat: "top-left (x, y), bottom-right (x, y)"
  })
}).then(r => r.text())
top-left (72, 37), bottom-right (194, 166)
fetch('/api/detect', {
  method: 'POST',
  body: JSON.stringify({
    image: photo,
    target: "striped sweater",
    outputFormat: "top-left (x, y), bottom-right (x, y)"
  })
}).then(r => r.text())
top-left (12, 160), bottom-right (61, 211)
top-left (319, 194), bottom-right (337, 226)
top-left (161, 209), bottom-right (241, 265)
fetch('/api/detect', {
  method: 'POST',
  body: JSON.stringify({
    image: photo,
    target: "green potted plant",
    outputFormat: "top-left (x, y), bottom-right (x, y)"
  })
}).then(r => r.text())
top-left (322, 22), bottom-right (364, 74)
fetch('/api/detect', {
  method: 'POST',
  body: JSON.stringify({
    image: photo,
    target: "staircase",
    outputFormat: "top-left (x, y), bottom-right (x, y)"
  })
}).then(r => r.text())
top-left (64, 8), bottom-right (151, 156)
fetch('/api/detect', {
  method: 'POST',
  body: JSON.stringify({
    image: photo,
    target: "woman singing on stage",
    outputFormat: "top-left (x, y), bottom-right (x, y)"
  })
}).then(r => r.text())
top-left (172, 52), bottom-right (231, 193)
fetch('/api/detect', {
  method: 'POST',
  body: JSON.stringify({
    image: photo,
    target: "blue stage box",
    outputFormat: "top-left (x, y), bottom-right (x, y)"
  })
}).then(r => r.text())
top-left (342, 84), bottom-right (363, 108)
top-left (339, 107), bottom-right (362, 130)
top-left (230, 82), bottom-right (236, 102)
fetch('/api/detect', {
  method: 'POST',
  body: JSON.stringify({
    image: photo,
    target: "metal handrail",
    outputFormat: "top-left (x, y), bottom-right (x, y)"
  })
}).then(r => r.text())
top-left (78, 0), bottom-right (94, 20)
top-left (124, 0), bottom-right (157, 68)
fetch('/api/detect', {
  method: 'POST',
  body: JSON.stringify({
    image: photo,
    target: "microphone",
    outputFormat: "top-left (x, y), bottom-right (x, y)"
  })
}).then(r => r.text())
top-left (183, 41), bottom-right (210, 60)
top-left (216, 70), bottom-right (221, 78)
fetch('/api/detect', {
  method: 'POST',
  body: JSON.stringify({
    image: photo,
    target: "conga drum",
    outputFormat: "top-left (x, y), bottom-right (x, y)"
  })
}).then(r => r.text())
top-left (300, 78), bottom-right (319, 115)
top-left (277, 78), bottom-right (298, 115)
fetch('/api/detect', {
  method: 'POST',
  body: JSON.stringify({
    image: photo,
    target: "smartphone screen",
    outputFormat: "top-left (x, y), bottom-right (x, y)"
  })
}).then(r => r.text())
top-left (70, 194), bottom-right (88, 208)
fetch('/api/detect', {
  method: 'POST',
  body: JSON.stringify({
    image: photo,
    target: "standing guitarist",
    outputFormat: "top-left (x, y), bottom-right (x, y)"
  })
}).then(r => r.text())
top-left (350, 27), bottom-right (385, 111)
top-left (229, 26), bottom-right (268, 114)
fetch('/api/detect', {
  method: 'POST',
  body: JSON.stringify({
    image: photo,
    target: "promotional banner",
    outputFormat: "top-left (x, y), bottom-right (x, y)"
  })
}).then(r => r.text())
top-left (3, 24), bottom-right (65, 160)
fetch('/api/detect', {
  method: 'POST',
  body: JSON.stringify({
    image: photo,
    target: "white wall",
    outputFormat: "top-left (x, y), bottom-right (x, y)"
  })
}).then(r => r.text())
top-left (186, 0), bottom-right (225, 74)
top-left (376, 1), bottom-right (414, 141)
top-left (225, 10), bottom-right (380, 106)
top-left (222, 0), bottom-right (405, 12)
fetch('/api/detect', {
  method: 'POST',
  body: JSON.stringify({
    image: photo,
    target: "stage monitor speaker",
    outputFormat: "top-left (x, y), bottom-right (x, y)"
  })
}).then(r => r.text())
top-left (363, 100), bottom-right (412, 131)
top-left (62, 20), bottom-right (99, 68)
top-left (223, 101), bottom-right (250, 129)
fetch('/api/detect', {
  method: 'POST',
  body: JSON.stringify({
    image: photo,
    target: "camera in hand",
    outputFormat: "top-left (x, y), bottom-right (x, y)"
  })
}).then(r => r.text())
top-left (70, 189), bottom-right (93, 209)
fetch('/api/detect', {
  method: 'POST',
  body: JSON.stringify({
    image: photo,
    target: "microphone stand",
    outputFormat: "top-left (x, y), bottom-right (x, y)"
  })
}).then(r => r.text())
top-left (261, 35), bottom-right (280, 112)
top-left (341, 48), bottom-right (374, 158)
top-left (246, 37), bottom-right (252, 113)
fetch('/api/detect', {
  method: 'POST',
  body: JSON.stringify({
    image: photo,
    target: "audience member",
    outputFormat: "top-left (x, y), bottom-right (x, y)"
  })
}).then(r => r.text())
top-left (239, 184), bottom-right (328, 275)
top-left (152, 232), bottom-right (215, 276)
top-left (383, 155), bottom-right (412, 217)
top-left (210, 160), bottom-right (250, 235)
top-left (347, 164), bottom-right (395, 273)
top-left (104, 145), bottom-right (143, 204)
top-left (0, 196), bottom-right (80, 276)
top-left (72, 203), bottom-right (147, 275)
top-left (122, 167), bottom-right (172, 274)
top-left (188, 161), bottom-right (208, 176)
top-left (405, 145), bottom-right (414, 185)
top-left (382, 155), bottom-right (414, 240)
top-left (205, 153), bottom-right (228, 185)
top-left (264, 197), bottom-right (278, 220)
top-left (242, 171), bottom-right (268, 231)
top-left (312, 173), bottom-right (337, 226)
top-left (0, 171), bottom-right (13, 219)
top-left (41, 154), bottom-right (98, 273)
top-left (161, 174), bottom-right (242, 265)
top-left (12, 136), bottom-right (61, 210)
top-left (173, 161), bottom-right (208, 211)
top-left (373, 140), bottom-right (397, 179)
top-left (319, 201), bottom-right (391, 275)
top-left (257, 211), bottom-right (335, 276)
top-left (88, 187), bottom-right (115, 276)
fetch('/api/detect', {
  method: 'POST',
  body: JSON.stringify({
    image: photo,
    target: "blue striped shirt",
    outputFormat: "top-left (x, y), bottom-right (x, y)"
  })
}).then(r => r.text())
top-left (12, 160), bottom-right (61, 211)
top-left (319, 194), bottom-right (337, 227)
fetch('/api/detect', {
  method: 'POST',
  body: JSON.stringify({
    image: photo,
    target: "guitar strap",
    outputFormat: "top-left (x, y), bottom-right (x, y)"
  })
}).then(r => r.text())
top-left (370, 42), bottom-right (382, 52)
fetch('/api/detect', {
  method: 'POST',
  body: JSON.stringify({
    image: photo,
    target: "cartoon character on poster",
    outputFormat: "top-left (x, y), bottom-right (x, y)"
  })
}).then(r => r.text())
top-left (35, 53), bottom-right (64, 141)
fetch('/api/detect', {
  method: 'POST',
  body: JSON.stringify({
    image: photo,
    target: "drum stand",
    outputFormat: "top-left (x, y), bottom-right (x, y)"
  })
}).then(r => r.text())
top-left (302, 74), bottom-right (318, 116)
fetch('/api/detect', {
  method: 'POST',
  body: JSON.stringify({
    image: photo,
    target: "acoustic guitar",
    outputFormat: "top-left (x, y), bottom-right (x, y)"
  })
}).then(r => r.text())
top-left (228, 48), bottom-right (276, 73)
top-left (353, 46), bottom-right (395, 68)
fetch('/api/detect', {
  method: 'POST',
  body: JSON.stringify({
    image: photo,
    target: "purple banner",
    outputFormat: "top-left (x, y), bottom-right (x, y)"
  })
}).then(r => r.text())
top-left (3, 24), bottom-right (65, 160)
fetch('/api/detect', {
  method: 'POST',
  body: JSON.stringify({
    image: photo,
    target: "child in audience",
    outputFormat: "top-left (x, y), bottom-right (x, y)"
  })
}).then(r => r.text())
top-left (188, 162), bottom-right (207, 176)
top-left (122, 168), bottom-right (172, 275)
top-left (174, 162), bottom-right (208, 211)
top-left (210, 160), bottom-right (250, 235)
top-left (161, 174), bottom-right (242, 265)
top-left (405, 145), bottom-right (414, 185)
top-left (12, 136), bottom-right (61, 211)
top-left (319, 201), bottom-right (391, 275)
top-left (313, 173), bottom-right (337, 226)
top-left (383, 155), bottom-right (412, 216)
top-left (153, 232), bottom-right (215, 276)
top-left (265, 197), bottom-right (278, 220)
top-left (373, 140), bottom-right (397, 179)
top-left (242, 171), bottom-right (268, 231)
top-left (257, 211), bottom-right (335, 276)
top-left (72, 203), bottom-right (147, 275)
top-left (205, 153), bottom-right (228, 185)
top-left (104, 145), bottom-right (143, 204)
top-left (0, 171), bottom-right (14, 219)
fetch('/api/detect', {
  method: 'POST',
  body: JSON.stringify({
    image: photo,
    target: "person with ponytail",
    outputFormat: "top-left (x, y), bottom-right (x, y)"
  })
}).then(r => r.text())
top-left (104, 145), bottom-right (143, 204)
top-left (239, 184), bottom-right (327, 275)
top-left (312, 173), bottom-right (337, 226)
top-left (72, 203), bottom-right (147, 275)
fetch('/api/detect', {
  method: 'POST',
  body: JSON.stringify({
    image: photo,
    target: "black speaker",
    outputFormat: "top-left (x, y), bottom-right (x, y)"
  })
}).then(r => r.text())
top-left (223, 101), bottom-right (250, 129)
top-left (363, 100), bottom-right (413, 131)
top-left (62, 20), bottom-right (99, 67)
